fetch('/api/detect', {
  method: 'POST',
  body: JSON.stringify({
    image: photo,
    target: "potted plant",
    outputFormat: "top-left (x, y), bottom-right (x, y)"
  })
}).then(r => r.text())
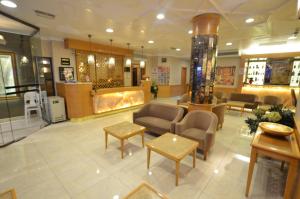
top-left (245, 105), bottom-right (294, 134)
top-left (151, 81), bottom-right (159, 99)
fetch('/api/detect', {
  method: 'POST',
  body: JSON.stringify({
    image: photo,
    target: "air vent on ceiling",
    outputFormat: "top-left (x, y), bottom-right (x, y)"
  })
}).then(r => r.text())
top-left (217, 50), bottom-right (240, 57)
top-left (35, 10), bottom-right (55, 19)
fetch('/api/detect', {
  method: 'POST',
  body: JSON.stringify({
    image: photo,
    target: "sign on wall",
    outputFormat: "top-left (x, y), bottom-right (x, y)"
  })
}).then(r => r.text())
top-left (215, 66), bottom-right (236, 86)
top-left (61, 58), bottom-right (70, 65)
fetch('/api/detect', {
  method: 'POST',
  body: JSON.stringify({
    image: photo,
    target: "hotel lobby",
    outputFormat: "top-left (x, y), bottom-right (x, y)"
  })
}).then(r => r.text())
top-left (0, 0), bottom-right (300, 198)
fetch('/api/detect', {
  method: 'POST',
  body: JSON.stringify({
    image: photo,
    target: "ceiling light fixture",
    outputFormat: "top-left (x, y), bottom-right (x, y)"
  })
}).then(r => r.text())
top-left (188, 30), bottom-right (193, 34)
top-left (108, 39), bottom-right (115, 68)
top-left (0, 0), bottom-right (17, 8)
top-left (148, 40), bottom-right (154, 44)
top-left (87, 34), bottom-right (95, 65)
top-left (226, 42), bottom-right (233, 46)
top-left (156, 13), bottom-right (165, 20)
top-left (140, 46), bottom-right (145, 68)
top-left (245, 18), bottom-right (254, 23)
top-left (85, 8), bottom-right (92, 13)
top-left (140, 30), bottom-right (145, 33)
top-left (125, 43), bottom-right (131, 67)
top-left (106, 28), bottom-right (114, 33)
top-left (176, 48), bottom-right (181, 51)
top-left (288, 35), bottom-right (297, 40)
top-left (0, 34), bottom-right (4, 40)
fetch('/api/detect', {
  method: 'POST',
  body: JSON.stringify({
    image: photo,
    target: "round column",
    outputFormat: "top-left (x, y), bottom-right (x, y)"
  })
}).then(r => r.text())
top-left (189, 13), bottom-right (220, 104)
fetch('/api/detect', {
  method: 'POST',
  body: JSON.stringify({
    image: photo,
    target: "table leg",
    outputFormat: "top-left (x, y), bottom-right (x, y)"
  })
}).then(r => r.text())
top-left (141, 131), bottom-right (145, 148)
top-left (147, 148), bottom-right (151, 169)
top-left (193, 149), bottom-right (196, 168)
top-left (105, 131), bottom-right (108, 149)
top-left (283, 160), bottom-right (298, 199)
top-left (121, 139), bottom-right (124, 159)
top-left (245, 148), bottom-right (257, 197)
top-left (176, 161), bottom-right (180, 186)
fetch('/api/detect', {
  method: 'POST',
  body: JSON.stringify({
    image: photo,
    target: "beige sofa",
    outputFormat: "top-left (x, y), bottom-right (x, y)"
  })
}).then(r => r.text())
top-left (227, 93), bottom-right (258, 114)
top-left (133, 102), bottom-right (184, 135)
top-left (175, 110), bottom-right (218, 160)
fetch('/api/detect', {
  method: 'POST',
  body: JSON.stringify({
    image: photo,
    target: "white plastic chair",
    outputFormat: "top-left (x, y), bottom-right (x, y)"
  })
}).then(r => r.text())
top-left (24, 91), bottom-right (42, 125)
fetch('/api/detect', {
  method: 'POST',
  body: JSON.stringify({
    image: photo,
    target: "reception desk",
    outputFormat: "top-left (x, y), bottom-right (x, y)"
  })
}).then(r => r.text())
top-left (56, 81), bottom-right (151, 120)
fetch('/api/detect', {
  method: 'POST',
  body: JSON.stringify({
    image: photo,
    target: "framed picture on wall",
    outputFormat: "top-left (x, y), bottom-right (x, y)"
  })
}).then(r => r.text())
top-left (215, 66), bottom-right (236, 86)
top-left (59, 67), bottom-right (74, 81)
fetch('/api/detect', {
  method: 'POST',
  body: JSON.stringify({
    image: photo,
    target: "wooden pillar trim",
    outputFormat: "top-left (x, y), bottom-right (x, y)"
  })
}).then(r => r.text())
top-left (192, 13), bottom-right (221, 36)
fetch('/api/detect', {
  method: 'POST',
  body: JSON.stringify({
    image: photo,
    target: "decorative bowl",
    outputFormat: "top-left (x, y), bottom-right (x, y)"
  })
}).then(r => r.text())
top-left (259, 122), bottom-right (294, 137)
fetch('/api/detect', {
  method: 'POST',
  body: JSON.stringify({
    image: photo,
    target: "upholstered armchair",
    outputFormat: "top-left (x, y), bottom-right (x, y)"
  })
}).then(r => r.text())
top-left (175, 110), bottom-right (218, 160)
top-left (177, 93), bottom-right (189, 106)
top-left (212, 103), bottom-right (226, 130)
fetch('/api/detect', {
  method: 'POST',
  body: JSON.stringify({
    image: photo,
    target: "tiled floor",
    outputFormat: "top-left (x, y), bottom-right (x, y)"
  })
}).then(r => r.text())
top-left (0, 98), bottom-right (288, 199)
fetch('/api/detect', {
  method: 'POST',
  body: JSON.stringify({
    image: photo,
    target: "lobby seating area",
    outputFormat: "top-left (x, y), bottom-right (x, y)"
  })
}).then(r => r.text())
top-left (1, 0), bottom-right (300, 199)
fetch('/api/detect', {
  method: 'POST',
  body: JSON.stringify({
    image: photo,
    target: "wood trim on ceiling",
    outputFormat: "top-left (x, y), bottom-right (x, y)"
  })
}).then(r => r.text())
top-left (241, 52), bottom-right (300, 59)
top-left (64, 38), bottom-right (133, 57)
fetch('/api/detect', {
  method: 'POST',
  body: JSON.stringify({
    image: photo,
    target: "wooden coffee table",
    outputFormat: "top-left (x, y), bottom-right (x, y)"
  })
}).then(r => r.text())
top-left (123, 182), bottom-right (168, 199)
top-left (103, 121), bottom-right (145, 159)
top-left (146, 133), bottom-right (199, 186)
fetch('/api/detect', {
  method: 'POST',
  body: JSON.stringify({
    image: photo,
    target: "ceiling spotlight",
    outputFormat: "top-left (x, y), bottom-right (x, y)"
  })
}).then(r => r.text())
top-left (0, 0), bottom-right (17, 8)
top-left (106, 28), bottom-right (114, 33)
top-left (188, 30), bottom-right (193, 34)
top-left (148, 40), bottom-right (154, 44)
top-left (140, 30), bottom-right (145, 33)
top-left (226, 42), bottom-right (233, 46)
top-left (156, 13), bottom-right (165, 20)
top-left (85, 8), bottom-right (92, 13)
top-left (245, 18), bottom-right (254, 23)
top-left (288, 35), bottom-right (297, 40)
top-left (176, 48), bottom-right (181, 51)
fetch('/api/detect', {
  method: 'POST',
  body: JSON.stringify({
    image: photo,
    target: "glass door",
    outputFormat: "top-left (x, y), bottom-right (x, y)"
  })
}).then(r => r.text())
top-left (0, 53), bottom-right (16, 146)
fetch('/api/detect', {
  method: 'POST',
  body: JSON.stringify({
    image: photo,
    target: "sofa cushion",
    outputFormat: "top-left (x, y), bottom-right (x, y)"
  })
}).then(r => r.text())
top-left (180, 128), bottom-right (206, 141)
top-left (135, 116), bottom-right (171, 131)
top-left (229, 93), bottom-right (256, 103)
top-left (148, 103), bottom-right (180, 121)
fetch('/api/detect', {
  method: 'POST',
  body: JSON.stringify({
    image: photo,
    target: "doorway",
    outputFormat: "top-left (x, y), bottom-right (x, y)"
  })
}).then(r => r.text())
top-left (36, 57), bottom-right (55, 96)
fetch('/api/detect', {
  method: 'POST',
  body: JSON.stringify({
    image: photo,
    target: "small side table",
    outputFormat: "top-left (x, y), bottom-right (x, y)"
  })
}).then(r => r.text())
top-left (123, 182), bottom-right (168, 199)
top-left (103, 122), bottom-right (145, 159)
top-left (245, 130), bottom-right (300, 199)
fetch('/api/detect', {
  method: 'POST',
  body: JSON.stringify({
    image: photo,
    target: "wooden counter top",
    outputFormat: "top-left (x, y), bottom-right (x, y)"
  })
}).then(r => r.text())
top-left (92, 86), bottom-right (143, 95)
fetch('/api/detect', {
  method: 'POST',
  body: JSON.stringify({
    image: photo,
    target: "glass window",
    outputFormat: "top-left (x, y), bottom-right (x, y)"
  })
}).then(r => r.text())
top-left (0, 54), bottom-right (16, 96)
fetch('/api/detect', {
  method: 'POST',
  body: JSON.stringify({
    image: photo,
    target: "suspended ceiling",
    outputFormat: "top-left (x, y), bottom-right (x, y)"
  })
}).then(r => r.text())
top-left (0, 0), bottom-right (299, 57)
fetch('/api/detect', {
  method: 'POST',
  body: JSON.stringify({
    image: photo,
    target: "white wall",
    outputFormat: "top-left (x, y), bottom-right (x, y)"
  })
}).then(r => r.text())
top-left (215, 56), bottom-right (241, 88)
top-left (41, 40), bottom-right (76, 93)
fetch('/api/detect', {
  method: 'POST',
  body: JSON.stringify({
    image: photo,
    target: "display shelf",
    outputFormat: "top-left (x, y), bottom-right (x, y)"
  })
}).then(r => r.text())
top-left (290, 60), bottom-right (300, 86)
top-left (246, 60), bottom-right (266, 85)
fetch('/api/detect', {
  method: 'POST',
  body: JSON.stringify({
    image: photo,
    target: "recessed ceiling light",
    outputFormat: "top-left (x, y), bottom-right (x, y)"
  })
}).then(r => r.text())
top-left (288, 35), bottom-right (297, 40)
top-left (0, 0), bottom-right (17, 8)
top-left (226, 42), bottom-right (233, 46)
top-left (85, 8), bottom-right (92, 13)
top-left (106, 28), bottom-right (114, 33)
top-left (0, 34), bottom-right (4, 40)
top-left (176, 48), bottom-right (181, 51)
top-left (188, 30), bottom-right (193, 34)
top-left (245, 18), bottom-right (254, 23)
top-left (156, 13), bottom-right (165, 20)
top-left (148, 40), bottom-right (154, 44)
top-left (140, 30), bottom-right (145, 33)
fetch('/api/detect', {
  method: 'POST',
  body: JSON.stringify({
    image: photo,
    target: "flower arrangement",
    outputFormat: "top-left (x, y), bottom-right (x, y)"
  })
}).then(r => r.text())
top-left (245, 105), bottom-right (294, 134)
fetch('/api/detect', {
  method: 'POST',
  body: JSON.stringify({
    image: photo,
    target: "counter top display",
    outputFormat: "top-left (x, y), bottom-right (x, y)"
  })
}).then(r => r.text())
top-left (92, 87), bottom-right (145, 114)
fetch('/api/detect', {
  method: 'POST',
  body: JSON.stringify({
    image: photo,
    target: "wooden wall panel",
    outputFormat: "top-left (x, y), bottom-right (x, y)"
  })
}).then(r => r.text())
top-left (56, 82), bottom-right (93, 119)
top-left (65, 38), bottom-right (133, 56)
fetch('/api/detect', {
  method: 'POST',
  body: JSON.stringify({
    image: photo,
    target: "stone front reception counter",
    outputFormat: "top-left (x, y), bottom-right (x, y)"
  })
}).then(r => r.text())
top-left (56, 81), bottom-right (151, 120)
top-left (91, 87), bottom-right (144, 114)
